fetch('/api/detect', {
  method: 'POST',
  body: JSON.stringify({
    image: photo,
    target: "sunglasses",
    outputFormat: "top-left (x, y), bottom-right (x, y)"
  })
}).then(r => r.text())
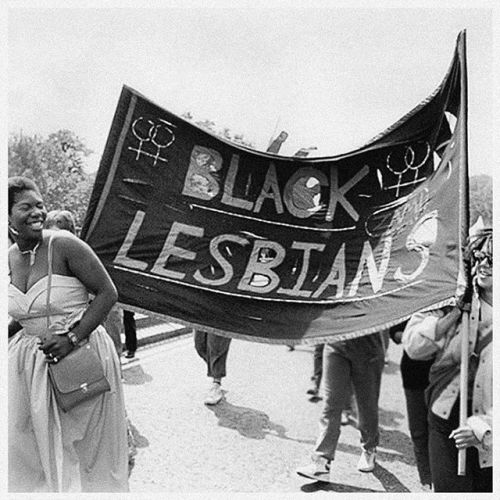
top-left (472, 250), bottom-right (492, 267)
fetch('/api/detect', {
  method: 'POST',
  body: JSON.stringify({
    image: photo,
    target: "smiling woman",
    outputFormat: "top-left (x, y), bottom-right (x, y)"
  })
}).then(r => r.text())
top-left (402, 228), bottom-right (493, 492)
top-left (7, 176), bottom-right (129, 493)
top-left (8, 177), bottom-right (46, 267)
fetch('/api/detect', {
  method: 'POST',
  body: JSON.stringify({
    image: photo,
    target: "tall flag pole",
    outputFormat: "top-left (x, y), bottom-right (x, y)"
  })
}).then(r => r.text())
top-left (457, 29), bottom-right (471, 477)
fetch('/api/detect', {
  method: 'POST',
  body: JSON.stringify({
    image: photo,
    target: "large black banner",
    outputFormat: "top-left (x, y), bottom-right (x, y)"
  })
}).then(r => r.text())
top-left (81, 33), bottom-right (468, 344)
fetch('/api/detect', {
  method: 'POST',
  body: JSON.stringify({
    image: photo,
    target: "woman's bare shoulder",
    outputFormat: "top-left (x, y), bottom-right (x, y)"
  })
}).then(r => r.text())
top-left (47, 229), bottom-right (87, 254)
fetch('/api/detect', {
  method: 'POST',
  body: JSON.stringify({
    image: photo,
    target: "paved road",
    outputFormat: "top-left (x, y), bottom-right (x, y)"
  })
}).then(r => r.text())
top-left (122, 331), bottom-right (422, 494)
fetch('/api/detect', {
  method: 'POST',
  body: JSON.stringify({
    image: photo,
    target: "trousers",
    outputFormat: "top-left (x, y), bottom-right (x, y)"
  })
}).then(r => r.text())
top-left (428, 399), bottom-right (492, 492)
top-left (314, 334), bottom-right (385, 460)
top-left (123, 310), bottom-right (137, 353)
top-left (404, 388), bottom-right (431, 485)
top-left (194, 331), bottom-right (232, 379)
top-left (311, 344), bottom-right (324, 384)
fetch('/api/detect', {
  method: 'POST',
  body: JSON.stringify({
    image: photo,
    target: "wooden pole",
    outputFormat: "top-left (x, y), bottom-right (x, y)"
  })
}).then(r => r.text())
top-left (457, 309), bottom-right (470, 475)
top-left (457, 28), bottom-right (469, 477)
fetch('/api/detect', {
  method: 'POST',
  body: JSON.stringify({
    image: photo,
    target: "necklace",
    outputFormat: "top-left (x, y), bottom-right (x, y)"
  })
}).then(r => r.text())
top-left (18, 241), bottom-right (41, 267)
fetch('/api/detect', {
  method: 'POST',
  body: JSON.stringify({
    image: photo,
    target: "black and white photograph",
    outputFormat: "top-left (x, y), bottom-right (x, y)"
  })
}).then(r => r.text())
top-left (4, 0), bottom-right (496, 496)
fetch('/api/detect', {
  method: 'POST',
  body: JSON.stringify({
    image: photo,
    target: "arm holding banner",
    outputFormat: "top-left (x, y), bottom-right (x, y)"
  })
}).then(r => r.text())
top-left (402, 306), bottom-right (460, 361)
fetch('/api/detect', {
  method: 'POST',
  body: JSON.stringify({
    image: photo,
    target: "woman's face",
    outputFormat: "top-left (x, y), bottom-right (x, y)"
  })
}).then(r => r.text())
top-left (9, 189), bottom-right (47, 240)
top-left (473, 242), bottom-right (492, 292)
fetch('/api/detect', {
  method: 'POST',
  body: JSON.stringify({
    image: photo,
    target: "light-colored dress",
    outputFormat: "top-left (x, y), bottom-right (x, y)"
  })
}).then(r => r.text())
top-left (8, 273), bottom-right (129, 492)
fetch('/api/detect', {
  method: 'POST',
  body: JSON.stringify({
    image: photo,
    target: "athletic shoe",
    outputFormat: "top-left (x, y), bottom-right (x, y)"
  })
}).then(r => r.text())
top-left (357, 449), bottom-right (376, 472)
top-left (124, 351), bottom-right (135, 359)
top-left (204, 383), bottom-right (223, 405)
top-left (296, 456), bottom-right (331, 482)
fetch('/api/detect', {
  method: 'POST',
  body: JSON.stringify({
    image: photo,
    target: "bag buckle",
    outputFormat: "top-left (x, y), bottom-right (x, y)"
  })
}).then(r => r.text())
top-left (80, 383), bottom-right (88, 393)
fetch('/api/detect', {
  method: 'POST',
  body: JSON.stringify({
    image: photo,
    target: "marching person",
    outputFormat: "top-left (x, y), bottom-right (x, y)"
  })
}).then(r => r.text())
top-left (297, 331), bottom-right (386, 481)
top-left (194, 330), bottom-right (232, 405)
top-left (390, 321), bottom-right (433, 490)
top-left (402, 228), bottom-right (492, 492)
top-left (8, 176), bottom-right (129, 492)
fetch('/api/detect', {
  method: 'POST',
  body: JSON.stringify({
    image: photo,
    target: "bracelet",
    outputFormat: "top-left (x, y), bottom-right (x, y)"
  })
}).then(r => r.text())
top-left (66, 330), bottom-right (82, 348)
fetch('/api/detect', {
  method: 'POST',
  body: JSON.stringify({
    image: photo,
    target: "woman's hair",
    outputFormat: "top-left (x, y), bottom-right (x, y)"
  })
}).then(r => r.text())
top-left (45, 210), bottom-right (60, 228)
top-left (56, 210), bottom-right (76, 234)
top-left (465, 228), bottom-right (492, 260)
top-left (8, 176), bottom-right (40, 214)
top-left (45, 209), bottom-right (76, 234)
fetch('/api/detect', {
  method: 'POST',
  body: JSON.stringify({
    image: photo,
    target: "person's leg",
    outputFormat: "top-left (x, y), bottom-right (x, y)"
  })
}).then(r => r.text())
top-left (195, 331), bottom-right (229, 405)
top-left (194, 330), bottom-right (209, 370)
top-left (341, 383), bottom-right (356, 424)
top-left (350, 335), bottom-right (385, 453)
top-left (404, 388), bottom-right (432, 486)
top-left (205, 333), bottom-right (232, 380)
top-left (297, 344), bottom-right (350, 481)
top-left (123, 310), bottom-right (137, 355)
top-left (428, 401), bottom-right (474, 492)
top-left (313, 345), bottom-right (351, 461)
top-left (313, 344), bottom-right (324, 384)
top-left (308, 344), bottom-right (324, 395)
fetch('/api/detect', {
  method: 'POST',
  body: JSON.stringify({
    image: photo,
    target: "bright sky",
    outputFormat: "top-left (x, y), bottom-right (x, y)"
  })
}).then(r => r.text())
top-left (7, 1), bottom-right (495, 176)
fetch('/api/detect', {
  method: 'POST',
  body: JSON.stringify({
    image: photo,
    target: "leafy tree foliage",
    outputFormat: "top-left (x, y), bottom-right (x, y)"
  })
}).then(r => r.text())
top-left (8, 130), bottom-right (95, 230)
top-left (8, 126), bottom-right (492, 235)
top-left (469, 174), bottom-right (492, 226)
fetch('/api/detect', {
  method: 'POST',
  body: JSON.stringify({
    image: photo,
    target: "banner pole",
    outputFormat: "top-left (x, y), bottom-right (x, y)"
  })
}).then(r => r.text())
top-left (457, 310), bottom-right (470, 475)
top-left (457, 29), bottom-right (470, 477)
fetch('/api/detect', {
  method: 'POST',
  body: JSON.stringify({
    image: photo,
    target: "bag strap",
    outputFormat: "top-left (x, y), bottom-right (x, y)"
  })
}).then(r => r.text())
top-left (473, 330), bottom-right (492, 357)
top-left (45, 235), bottom-right (54, 330)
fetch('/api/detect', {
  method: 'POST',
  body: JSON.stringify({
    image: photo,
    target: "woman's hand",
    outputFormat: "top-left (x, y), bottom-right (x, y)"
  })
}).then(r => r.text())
top-left (449, 425), bottom-right (480, 449)
top-left (38, 332), bottom-right (73, 363)
top-left (434, 306), bottom-right (462, 341)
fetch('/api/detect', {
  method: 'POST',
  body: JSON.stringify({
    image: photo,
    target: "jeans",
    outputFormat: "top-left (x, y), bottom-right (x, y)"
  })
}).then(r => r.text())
top-left (404, 388), bottom-right (431, 486)
top-left (314, 334), bottom-right (385, 460)
top-left (428, 399), bottom-right (492, 492)
top-left (194, 331), bottom-right (232, 379)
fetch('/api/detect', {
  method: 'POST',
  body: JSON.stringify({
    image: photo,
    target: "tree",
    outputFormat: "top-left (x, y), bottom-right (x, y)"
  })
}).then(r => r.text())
top-left (8, 130), bottom-right (95, 230)
top-left (469, 174), bottom-right (492, 226)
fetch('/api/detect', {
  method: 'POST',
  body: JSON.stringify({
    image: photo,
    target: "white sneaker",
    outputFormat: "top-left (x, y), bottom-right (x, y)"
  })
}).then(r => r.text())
top-left (357, 449), bottom-right (376, 472)
top-left (296, 456), bottom-right (331, 482)
top-left (204, 383), bottom-right (223, 405)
